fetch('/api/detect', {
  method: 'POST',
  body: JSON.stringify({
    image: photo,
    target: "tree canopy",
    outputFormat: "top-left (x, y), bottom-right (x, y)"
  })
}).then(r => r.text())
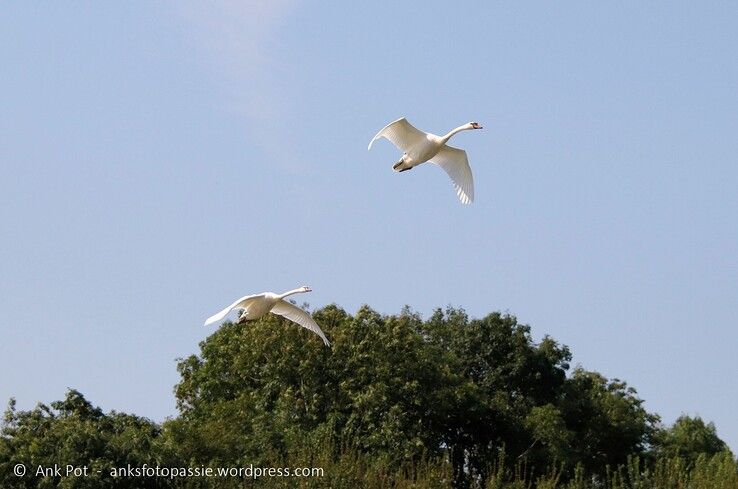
top-left (168, 305), bottom-right (662, 486)
top-left (1, 305), bottom-right (733, 488)
top-left (652, 415), bottom-right (731, 464)
top-left (0, 390), bottom-right (169, 488)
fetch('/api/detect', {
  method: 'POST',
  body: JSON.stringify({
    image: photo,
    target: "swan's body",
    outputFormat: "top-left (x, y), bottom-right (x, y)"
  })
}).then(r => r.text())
top-left (203, 286), bottom-right (330, 346)
top-left (368, 118), bottom-right (482, 204)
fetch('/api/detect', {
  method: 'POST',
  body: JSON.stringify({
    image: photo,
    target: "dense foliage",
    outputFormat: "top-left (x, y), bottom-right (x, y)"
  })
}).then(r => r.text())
top-left (0, 390), bottom-right (170, 488)
top-left (1, 305), bottom-right (734, 488)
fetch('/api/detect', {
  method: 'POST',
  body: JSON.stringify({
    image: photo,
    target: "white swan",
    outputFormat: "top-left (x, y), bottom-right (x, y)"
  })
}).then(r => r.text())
top-left (203, 286), bottom-right (330, 346)
top-left (368, 118), bottom-right (482, 204)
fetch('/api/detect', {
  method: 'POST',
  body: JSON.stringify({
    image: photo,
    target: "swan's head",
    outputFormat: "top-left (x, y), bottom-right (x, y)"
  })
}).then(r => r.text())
top-left (469, 122), bottom-right (483, 129)
top-left (300, 285), bottom-right (312, 293)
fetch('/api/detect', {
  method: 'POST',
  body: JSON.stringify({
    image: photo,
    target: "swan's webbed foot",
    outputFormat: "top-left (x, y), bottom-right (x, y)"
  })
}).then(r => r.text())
top-left (393, 159), bottom-right (412, 172)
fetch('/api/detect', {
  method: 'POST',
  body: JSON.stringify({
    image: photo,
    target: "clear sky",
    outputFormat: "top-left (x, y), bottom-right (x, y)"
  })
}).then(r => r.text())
top-left (1, 2), bottom-right (736, 449)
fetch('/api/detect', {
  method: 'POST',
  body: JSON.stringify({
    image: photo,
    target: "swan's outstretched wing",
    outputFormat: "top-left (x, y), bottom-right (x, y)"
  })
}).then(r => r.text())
top-left (203, 294), bottom-right (264, 326)
top-left (271, 300), bottom-right (331, 346)
top-left (431, 145), bottom-right (475, 204)
top-left (368, 117), bottom-right (428, 151)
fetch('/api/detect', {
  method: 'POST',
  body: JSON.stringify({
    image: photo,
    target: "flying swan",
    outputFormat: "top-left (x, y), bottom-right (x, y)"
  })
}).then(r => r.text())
top-left (203, 286), bottom-right (330, 346)
top-left (368, 118), bottom-right (482, 204)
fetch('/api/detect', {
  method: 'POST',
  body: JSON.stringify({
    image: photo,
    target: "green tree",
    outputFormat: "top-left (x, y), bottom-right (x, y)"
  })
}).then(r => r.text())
top-left (1, 306), bottom-right (730, 489)
top-left (652, 415), bottom-right (731, 464)
top-left (168, 305), bottom-right (455, 467)
top-left (167, 308), bottom-right (337, 469)
top-left (165, 304), bottom-right (662, 487)
top-left (0, 390), bottom-right (171, 488)
top-left (559, 368), bottom-right (659, 475)
top-left (425, 309), bottom-right (572, 487)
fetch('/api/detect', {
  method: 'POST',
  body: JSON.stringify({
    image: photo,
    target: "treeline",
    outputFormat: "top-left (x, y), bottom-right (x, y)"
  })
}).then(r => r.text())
top-left (1, 305), bottom-right (735, 488)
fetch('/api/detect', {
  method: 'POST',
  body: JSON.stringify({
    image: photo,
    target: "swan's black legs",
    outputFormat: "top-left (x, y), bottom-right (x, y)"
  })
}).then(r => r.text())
top-left (393, 159), bottom-right (412, 172)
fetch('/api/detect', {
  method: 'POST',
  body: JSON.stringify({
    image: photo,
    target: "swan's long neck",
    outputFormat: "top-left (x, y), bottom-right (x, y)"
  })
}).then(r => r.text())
top-left (277, 288), bottom-right (307, 300)
top-left (440, 124), bottom-right (472, 144)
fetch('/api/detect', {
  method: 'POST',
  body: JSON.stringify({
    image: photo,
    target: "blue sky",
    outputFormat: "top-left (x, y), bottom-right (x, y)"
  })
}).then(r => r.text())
top-left (1, 2), bottom-right (736, 449)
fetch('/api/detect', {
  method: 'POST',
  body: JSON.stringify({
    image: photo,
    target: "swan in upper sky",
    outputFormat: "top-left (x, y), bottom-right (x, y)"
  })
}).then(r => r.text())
top-left (368, 118), bottom-right (483, 204)
top-left (203, 286), bottom-right (330, 346)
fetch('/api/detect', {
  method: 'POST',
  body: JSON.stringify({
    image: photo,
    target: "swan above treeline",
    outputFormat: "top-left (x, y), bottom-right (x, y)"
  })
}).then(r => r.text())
top-left (204, 286), bottom-right (330, 346)
top-left (368, 118), bottom-right (482, 204)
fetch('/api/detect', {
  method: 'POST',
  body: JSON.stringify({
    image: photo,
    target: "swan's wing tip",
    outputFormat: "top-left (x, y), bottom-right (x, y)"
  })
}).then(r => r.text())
top-left (458, 191), bottom-right (474, 205)
top-left (432, 145), bottom-right (475, 206)
top-left (271, 300), bottom-right (331, 346)
top-left (368, 127), bottom-right (384, 151)
top-left (203, 307), bottom-right (231, 326)
top-left (204, 310), bottom-right (227, 326)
